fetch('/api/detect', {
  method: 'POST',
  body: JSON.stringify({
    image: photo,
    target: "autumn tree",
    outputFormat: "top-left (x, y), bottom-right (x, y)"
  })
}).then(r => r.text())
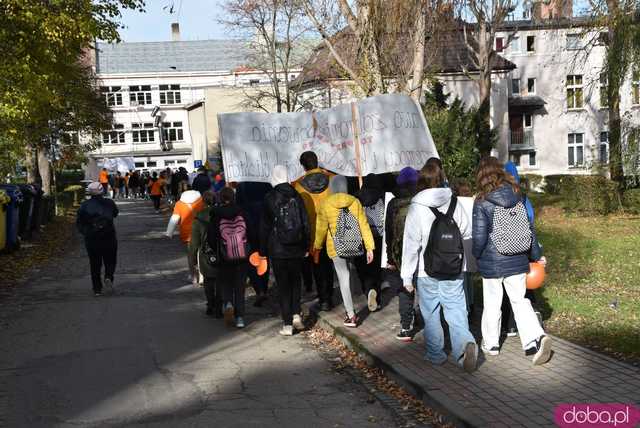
top-left (221, 0), bottom-right (313, 112)
top-left (0, 0), bottom-right (144, 192)
top-left (302, 0), bottom-right (456, 101)
top-left (458, 0), bottom-right (516, 149)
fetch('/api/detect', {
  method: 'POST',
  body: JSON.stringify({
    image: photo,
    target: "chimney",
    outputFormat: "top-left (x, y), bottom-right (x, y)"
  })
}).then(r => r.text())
top-left (171, 23), bottom-right (180, 41)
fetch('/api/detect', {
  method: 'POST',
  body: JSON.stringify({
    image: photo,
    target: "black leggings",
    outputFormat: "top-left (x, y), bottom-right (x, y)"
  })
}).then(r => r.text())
top-left (272, 258), bottom-right (303, 325)
top-left (151, 195), bottom-right (161, 210)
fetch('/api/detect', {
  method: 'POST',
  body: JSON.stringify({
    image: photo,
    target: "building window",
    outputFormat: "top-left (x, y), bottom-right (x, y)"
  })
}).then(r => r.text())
top-left (566, 34), bottom-right (582, 50)
top-left (566, 75), bottom-right (584, 109)
top-left (599, 132), bottom-right (609, 164)
top-left (249, 79), bottom-right (260, 87)
top-left (102, 124), bottom-right (125, 144)
top-left (510, 153), bottom-right (521, 166)
top-left (147, 161), bottom-right (157, 168)
top-left (527, 78), bottom-right (536, 94)
top-left (568, 133), bottom-right (584, 167)
top-left (510, 37), bottom-right (521, 53)
top-left (176, 159), bottom-right (187, 165)
top-left (495, 37), bottom-right (505, 52)
top-left (129, 85), bottom-right (152, 105)
top-left (134, 162), bottom-right (145, 168)
top-left (632, 70), bottom-right (640, 105)
top-left (159, 84), bottom-right (181, 105)
top-left (526, 35), bottom-right (535, 52)
top-left (511, 78), bottom-right (521, 96)
top-left (100, 86), bottom-right (123, 106)
top-left (162, 121), bottom-right (184, 142)
top-left (164, 160), bottom-right (176, 167)
top-left (524, 113), bottom-right (533, 128)
top-left (529, 151), bottom-right (537, 166)
top-left (132, 122), bottom-right (155, 143)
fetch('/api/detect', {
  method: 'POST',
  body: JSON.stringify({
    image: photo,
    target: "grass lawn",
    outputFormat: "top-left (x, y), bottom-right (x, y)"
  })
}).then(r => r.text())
top-left (528, 194), bottom-right (640, 365)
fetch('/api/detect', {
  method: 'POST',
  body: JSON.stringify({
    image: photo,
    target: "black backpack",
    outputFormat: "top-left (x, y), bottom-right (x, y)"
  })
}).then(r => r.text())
top-left (274, 196), bottom-right (304, 245)
top-left (423, 195), bottom-right (464, 280)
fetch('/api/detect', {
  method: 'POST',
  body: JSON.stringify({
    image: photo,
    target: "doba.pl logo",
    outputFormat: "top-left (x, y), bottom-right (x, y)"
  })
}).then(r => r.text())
top-left (555, 404), bottom-right (640, 427)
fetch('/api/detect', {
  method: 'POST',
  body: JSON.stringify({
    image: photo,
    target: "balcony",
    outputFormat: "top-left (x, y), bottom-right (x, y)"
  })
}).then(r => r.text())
top-left (509, 129), bottom-right (535, 151)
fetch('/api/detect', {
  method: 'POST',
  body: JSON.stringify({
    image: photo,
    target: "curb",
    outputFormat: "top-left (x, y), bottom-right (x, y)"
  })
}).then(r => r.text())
top-left (304, 301), bottom-right (489, 428)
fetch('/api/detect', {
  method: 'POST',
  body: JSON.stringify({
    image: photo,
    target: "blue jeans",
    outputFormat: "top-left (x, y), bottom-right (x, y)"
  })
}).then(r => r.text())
top-left (417, 276), bottom-right (476, 365)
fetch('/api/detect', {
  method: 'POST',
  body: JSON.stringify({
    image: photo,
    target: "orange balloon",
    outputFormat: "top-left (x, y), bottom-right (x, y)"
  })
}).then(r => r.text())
top-left (526, 262), bottom-right (546, 290)
top-left (249, 252), bottom-right (268, 276)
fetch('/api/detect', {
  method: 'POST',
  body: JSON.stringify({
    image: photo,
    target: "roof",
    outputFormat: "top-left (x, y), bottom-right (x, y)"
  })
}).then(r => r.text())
top-left (508, 95), bottom-right (546, 108)
top-left (498, 16), bottom-right (595, 32)
top-left (95, 40), bottom-right (250, 74)
top-left (291, 27), bottom-right (515, 88)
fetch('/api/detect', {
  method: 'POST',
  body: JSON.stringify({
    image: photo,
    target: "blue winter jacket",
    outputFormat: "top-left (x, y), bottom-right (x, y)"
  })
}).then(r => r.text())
top-left (472, 184), bottom-right (542, 279)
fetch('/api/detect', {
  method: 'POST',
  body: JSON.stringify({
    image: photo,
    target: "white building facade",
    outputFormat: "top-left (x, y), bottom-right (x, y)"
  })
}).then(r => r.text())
top-left (88, 35), bottom-right (300, 172)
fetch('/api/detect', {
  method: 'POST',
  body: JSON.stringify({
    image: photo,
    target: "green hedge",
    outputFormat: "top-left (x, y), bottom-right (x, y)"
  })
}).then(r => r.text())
top-left (623, 188), bottom-right (640, 214)
top-left (558, 175), bottom-right (619, 215)
top-left (543, 174), bottom-right (572, 195)
top-left (520, 174), bottom-right (543, 192)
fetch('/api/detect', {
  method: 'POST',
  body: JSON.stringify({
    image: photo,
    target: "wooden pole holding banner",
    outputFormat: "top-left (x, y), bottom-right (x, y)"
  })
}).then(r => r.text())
top-left (350, 102), bottom-right (363, 188)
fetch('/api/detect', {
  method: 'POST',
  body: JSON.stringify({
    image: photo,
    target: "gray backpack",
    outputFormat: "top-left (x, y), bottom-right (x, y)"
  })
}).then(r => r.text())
top-left (330, 207), bottom-right (365, 258)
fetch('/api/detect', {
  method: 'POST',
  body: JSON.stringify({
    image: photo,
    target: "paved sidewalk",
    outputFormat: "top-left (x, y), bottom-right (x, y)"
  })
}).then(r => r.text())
top-left (0, 201), bottom-right (401, 427)
top-left (304, 278), bottom-right (640, 427)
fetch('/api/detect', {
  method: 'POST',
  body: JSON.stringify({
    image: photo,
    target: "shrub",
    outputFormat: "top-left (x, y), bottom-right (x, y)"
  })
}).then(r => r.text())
top-left (543, 174), bottom-right (572, 195)
top-left (558, 175), bottom-right (619, 215)
top-left (520, 174), bottom-right (543, 192)
top-left (623, 188), bottom-right (640, 214)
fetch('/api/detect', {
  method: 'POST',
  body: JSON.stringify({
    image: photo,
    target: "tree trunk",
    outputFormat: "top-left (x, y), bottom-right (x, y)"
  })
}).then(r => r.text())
top-left (37, 148), bottom-right (52, 196)
top-left (476, 22), bottom-right (493, 153)
top-left (607, 5), bottom-right (625, 187)
top-left (407, 3), bottom-right (426, 101)
top-left (25, 144), bottom-right (39, 184)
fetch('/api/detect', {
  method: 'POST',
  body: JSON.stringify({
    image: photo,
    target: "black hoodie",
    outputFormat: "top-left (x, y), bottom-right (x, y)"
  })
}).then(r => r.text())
top-left (259, 183), bottom-right (310, 259)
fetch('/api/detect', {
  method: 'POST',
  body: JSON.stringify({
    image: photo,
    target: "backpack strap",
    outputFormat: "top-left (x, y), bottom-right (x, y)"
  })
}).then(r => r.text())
top-left (427, 195), bottom-right (457, 219)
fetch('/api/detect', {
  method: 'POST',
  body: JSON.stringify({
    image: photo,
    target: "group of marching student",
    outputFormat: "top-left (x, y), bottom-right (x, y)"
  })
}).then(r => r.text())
top-left (185, 149), bottom-right (552, 372)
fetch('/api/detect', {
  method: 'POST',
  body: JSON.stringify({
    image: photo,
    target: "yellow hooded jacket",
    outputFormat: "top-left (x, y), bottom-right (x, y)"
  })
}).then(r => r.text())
top-left (314, 193), bottom-right (375, 259)
top-left (293, 168), bottom-right (334, 247)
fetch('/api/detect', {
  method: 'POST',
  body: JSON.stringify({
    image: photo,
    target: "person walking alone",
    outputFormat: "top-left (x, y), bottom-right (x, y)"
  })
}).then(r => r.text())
top-left (260, 165), bottom-right (310, 336)
top-left (401, 164), bottom-right (478, 373)
top-left (314, 175), bottom-right (374, 328)
top-left (76, 182), bottom-right (119, 296)
top-left (472, 157), bottom-right (552, 365)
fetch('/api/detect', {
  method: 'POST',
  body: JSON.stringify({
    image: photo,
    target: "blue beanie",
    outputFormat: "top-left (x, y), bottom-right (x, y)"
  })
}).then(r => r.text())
top-left (397, 167), bottom-right (419, 186)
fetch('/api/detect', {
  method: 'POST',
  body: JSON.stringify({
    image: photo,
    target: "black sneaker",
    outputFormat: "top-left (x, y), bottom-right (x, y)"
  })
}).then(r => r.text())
top-left (530, 335), bottom-right (552, 365)
top-left (343, 314), bottom-right (358, 328)
top-left (395, 329), bottom-right (413, 342)
top-left (94, 292), bottom-right (102, 297)
top-left (205, 307), bottom-right (214, 317)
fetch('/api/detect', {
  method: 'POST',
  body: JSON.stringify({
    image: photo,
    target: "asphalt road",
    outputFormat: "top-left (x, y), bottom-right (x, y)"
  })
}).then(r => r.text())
top-left (0, 200), bottom-right (398, 428)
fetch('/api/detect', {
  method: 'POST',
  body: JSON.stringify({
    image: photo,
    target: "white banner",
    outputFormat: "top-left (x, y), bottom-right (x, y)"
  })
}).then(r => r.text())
top-left (218, 94), bottom-right (438, 183)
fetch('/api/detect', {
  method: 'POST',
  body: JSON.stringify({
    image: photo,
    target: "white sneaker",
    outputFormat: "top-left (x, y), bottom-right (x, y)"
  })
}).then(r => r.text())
top-left (481, 342), bottom-right (500, 356)
top-left (532, 335), bottom-right (552, 366)
top-left (235, 317), bottom-right (245, 328)
top-left (292, 314), bottom-right (304, 331)
top-left (279, 325), bottom-right (293, 336)
top-left (367, 289), bottom-right (378, 312)
top-left (104, 278), bottom-right (115, 295)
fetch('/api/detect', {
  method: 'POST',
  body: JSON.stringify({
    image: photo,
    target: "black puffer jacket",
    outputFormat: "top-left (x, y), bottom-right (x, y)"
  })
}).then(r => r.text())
top-left (76, 196), bottom-right (119, 239)
top-left (472, 184), bottom-right (542, 279)
top-left (259, 183), bottom-right (310, 259)
top-left (384, 185), bottom-right (416, 266)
